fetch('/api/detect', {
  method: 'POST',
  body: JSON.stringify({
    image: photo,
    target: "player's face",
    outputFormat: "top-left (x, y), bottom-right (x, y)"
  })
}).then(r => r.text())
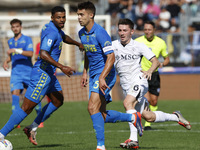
top-left (144, 24), bottom-right (155, 41)
top-left (51, 12), bottom-right (66, 29)
top-left (118, 24), bottom-right (134, 45)
top-left (77, 9), bottom-right (93, 27)
top-left (11, 23), bottom-right (22, 36)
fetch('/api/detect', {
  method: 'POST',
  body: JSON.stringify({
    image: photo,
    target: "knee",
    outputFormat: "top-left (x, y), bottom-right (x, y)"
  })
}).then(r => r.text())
top-left (21, 103), bottom-right (34, 115)
top-left (142, 111), bottom-right (156, 122)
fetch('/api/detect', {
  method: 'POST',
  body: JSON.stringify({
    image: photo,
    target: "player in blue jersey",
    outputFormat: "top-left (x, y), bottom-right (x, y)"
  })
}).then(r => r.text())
top-left (3, 18), bottom-right (42, 129)
top-left (0, 6), bottom-right (84, 145)
top-left (77, 2), bottom-right (143, 150)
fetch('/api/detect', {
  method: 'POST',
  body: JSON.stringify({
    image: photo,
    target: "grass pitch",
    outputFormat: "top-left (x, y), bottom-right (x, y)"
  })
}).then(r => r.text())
top-left (0, 100), bottom-right (199, 150)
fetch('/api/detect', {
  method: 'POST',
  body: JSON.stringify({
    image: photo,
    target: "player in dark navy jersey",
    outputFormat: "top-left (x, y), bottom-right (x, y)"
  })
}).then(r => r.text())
top-left (0, 6), bottom-right (84, 145)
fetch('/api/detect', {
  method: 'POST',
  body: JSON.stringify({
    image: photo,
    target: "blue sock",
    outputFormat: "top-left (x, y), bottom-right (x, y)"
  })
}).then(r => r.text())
top-left (12, 95), bottom-right (20, 113)
top-left (0, 108), bottom-right (27, 136)
top-left (105, 110), bottom-right (132, 123)
top-left (35, 102), bottom-right (42, 115)
top-left (34, 102), bottom-right (57, 124)
top-left (91, 112), bottom-right (105, 147)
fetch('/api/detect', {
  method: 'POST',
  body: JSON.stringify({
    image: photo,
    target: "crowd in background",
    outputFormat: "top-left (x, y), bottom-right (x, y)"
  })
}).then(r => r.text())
top-left (105, 0), bottom-right (200, 40)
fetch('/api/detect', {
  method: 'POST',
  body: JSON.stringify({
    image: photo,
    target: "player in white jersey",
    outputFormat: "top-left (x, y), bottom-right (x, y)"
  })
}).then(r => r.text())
top-left (113, 19), bottom-right (191, 149)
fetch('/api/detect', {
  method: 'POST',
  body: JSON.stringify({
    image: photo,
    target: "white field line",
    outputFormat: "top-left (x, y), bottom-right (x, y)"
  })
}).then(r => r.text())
top-left (6, 122), bottom-right (200, 137)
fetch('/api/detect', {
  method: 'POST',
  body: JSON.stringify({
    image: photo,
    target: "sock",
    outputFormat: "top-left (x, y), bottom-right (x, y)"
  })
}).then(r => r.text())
top-left (0, 132), bottom-right (5, 140)
top-left (0, 108), bottom-right (27, 136)
top-left (144, 105), bottom-right (158, 127)
top-left (11, 95), bottom-right (20, 113)
top-left (91, 112), bottom-right (105, 147)
top-left (105, 110), bottom-right (132, 123)
top-left (126, 109), bottom-right (138, 141)
top-left (154, 111), bottom-right (179, 122)
top-left (97, 145), bottom-right (106, 150)
top-left (35, 102), bottom-right (42, 115)
top-left (34, 102), bottom-right (57, 125)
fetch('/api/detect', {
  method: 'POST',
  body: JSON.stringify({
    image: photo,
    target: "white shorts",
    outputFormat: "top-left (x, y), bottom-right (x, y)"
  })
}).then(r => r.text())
top-left (122, 76), bottom-right (148, 103)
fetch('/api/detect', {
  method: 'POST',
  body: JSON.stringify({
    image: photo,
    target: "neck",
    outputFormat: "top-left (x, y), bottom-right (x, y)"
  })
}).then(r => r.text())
top-left (14, 33), bottom-right (22, 40)
top-left (85, 20), bottom-right (94, 33)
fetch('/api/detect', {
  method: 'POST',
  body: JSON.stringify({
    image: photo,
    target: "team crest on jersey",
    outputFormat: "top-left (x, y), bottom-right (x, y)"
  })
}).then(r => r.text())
top-left (20, 40), bottom-right (26, 44)
top-left (47, 39), bottom-right (52, 46)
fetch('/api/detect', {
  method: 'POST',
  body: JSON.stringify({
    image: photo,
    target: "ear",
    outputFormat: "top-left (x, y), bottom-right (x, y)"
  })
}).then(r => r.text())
top-left (51, 15), bottom-right (53, 21)
top-left (131, 29), bottom-right (134, 35)
top-left (89, 13), bottom-right (94, 19)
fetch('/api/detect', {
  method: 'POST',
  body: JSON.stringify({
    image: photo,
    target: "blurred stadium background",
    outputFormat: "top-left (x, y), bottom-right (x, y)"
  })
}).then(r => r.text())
top-left (0, 0), bottom-right (199, 102)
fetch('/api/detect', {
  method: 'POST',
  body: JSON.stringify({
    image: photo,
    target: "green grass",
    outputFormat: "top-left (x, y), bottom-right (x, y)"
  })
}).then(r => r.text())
top-left (0, 100), bottom-right (200, 150)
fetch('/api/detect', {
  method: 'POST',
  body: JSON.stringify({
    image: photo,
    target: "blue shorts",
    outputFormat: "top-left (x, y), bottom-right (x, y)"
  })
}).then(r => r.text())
top-left (10, 73), bottom-right (30, 93)
top-left (25, 67), bottom-right (62, 103)
top-left (89, 71), bottom-right (116, 103)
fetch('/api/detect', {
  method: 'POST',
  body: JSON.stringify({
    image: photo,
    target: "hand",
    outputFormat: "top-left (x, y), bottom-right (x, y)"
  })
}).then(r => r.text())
top-left (159, 63), bottom-right (163, 68)
top-left (60, 66), bottom-right (75, 77)
top-left (99, 77), bottom-right (110, 95)
top-left (79, 43), bottom-right (84, 52)
top-left (141, 70), bottom-right (152, 80)
top-left (81, 73), bottom-right (88, 87)
top-left (7, 49), bottom-right (15, 55)
top-left (3, 61), bottom-right (9, 71)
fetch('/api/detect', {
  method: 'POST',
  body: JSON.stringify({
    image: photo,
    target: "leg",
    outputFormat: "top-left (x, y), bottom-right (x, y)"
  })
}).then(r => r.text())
top-left (11, 89), bottom-right (21, 113)
top-left (0, 97), bottom-right (37, 140)
top-left (23, 91), bottom-right (63, 145)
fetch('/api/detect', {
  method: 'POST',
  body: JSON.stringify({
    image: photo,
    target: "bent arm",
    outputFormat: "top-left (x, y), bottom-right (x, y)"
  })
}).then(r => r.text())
top-left (63, 34), bottom-right (84, 51)
top-left (160, 56), bottom-right (170, 68)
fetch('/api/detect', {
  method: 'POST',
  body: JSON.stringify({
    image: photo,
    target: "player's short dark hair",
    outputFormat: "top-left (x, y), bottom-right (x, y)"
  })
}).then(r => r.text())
top-left (144, 21), bottom-right (155, 28)
top-left (51, 6), bottom-right (65, 16)
top-left (10, 19), bottom-right (22, 26)
top-left (77, 1), bottom-right (96, 18)
top-left (118, 18), bottom-right (134, 29)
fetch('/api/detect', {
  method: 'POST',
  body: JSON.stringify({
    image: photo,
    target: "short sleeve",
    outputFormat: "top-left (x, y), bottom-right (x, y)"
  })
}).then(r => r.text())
top-left (40, 31), bottom-right (57, 52)
top-left (25, 37), bottom-right (33, 51)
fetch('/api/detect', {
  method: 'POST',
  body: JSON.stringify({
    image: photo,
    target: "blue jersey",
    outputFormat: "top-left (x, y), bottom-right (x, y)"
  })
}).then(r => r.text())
top-left (34, 21), bottom-right (65, 74)
top-left (8, 34), bottom-right (33, 76)
top-left (78, 22), bottom-right (115, 77)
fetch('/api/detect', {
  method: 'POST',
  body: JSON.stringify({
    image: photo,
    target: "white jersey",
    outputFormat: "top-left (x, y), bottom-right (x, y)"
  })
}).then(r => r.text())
top-left (113, 39), bottom-right (155, 100)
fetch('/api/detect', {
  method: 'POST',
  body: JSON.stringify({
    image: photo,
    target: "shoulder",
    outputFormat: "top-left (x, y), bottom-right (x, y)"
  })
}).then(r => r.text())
top-left (78, 27), bottom-right (85, 36)
top-left (154, 36), bottom-right (166, 45)
top-left (135, 36), bottom-right (145, 42)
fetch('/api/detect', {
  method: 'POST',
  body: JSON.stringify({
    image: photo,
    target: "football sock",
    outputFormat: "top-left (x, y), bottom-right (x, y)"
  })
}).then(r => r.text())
top-left (91, 112), bottom-right (105, 147)
top-left (105, 110), bottom-right (132, 123)
top-left (34, 102), bottom-right (57, 125)
top-left (0, 108), bottom-right (27, 136)
top-left (11, 95), bottom-right (20, 113)
top-left (97, 145), bottom-right (106, 150)
top-left (154, 111), bottom-right (179, 122)
top-left (0, 132), bottom-right (5, 140)
top-left (144, 105), bottom-right (158, 127)
top-left (126, 109), bottom-right (138, 141)
top-left (34, 102), bottom-right (42, 115)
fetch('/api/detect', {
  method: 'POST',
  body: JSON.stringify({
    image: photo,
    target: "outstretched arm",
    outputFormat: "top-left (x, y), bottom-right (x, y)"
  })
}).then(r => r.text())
top-left (63, 34), bottom-right (84, 51)
top-left (40, 50), bottom-right (75, 77)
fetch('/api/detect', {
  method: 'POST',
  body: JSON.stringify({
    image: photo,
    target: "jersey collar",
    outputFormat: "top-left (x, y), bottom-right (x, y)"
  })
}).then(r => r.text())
top-left (49, 21), bottom-right (60, 32)
top-left (83, 22), bottom-right (97, 34)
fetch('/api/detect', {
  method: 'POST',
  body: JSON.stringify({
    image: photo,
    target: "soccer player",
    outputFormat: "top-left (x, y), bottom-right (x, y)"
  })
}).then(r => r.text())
top-left (135, 21), bottom-right (170, 130)
top-left (113, 19), bottom-right (191, 149)
top-left (3, 18), bottom-right (42, 128)
top-left (77, 2), bottom-right (143, 150)
top-left (0, 6), bottom-right (84, 145)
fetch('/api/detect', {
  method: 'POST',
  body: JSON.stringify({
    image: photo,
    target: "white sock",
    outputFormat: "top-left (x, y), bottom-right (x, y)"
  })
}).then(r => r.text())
top-left (97, 145), bottom-right (105, 150)
top-left (154, 111), bottom-right (179, 122)
top-left (126, 109), bottom-right (138, 141)
top-left (0, 132), bottom-right (5, 140)
top-left (31, 122), bottom-right (39, 132)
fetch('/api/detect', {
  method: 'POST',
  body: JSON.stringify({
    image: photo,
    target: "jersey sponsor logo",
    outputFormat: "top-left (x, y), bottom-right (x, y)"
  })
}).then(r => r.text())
top-left (116, 54), bottom-right (140, 60)
top-left (47, 39), bottom-right (52, 47)
top-left (84, 44), bottom-right (97, 52)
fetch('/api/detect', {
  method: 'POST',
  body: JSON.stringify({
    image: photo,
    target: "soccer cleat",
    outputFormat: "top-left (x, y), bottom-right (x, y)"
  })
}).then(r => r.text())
top-left (23, 127), bottom-right (38, 145)
top-left (144, 126), bottom-right (152, 131)
top-left (120, 139), bottom-right (139, 149)
top-left (16, 125), bottom-right (21, 128)
top-left (132, 112), bottom-right (143, 137)
top-left (96, 145), bottom-right (106, 150)
top-left (38, 122), bottom-right (44, 128)
top-left (173, 111), bottom-right (191, 130)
